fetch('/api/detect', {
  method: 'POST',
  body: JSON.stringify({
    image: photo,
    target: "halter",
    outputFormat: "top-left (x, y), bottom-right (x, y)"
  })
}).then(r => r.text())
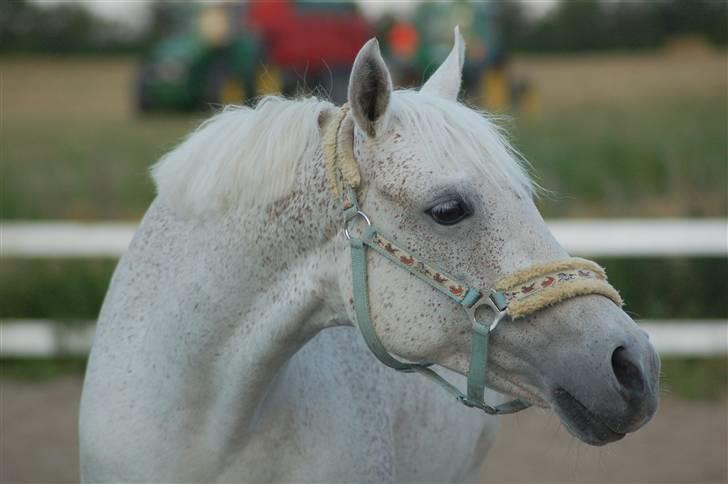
top-left (324, 106), bottom-right (623, 415)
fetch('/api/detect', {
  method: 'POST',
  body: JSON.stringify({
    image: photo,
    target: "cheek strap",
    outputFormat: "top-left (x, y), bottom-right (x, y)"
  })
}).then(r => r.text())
top-left (348, 226), bottom-right (532, 415)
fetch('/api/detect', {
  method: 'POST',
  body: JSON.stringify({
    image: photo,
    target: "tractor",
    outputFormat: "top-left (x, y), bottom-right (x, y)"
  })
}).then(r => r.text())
top-left (378, 1), bottom-right (532, 112)
top-left (136, 1), bottom-right (372, 111)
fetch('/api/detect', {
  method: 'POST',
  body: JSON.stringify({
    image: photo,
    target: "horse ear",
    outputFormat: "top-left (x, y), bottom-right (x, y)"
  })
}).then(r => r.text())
top-left (421, 26), bottom-right (465, 101)
top-left (347, 38), bottom-right (393, 138)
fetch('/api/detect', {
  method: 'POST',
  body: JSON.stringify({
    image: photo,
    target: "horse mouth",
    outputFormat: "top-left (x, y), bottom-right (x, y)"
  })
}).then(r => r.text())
top-left (551, 388), bottom-right (625, 446)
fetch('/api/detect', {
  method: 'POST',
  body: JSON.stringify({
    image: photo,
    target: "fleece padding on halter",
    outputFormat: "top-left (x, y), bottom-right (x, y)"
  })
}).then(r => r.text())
top-left (323, 104), bottom-right (360, 201)
top-left (496, 258), bottom-right (622, 318)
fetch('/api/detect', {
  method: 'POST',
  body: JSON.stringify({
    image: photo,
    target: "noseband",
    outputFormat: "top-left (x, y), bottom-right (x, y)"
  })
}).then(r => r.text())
top-left (324, 106), bottom-right (623, 414)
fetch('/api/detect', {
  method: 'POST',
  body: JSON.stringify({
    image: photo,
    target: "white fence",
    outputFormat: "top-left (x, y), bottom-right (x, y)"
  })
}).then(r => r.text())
top-left (1, 319), bottom-right (725, 357)
top-left (2, 219), bottom-right (726, 258)
top-left (1, 219), bottom-right (726, 357)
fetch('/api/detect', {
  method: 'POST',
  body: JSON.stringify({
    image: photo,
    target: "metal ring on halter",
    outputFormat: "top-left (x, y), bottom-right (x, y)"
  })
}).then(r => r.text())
top-left (465, 291), bottom-right (509, 332)
top-left (344, 210), bottom-right (372, 240)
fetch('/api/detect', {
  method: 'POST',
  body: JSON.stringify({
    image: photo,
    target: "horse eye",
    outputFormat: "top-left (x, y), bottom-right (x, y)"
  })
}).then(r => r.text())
top-left (426, 199), bottom-right (472, 226)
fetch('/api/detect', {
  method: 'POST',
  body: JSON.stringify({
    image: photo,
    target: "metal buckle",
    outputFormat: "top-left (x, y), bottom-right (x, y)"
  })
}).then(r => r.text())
top-left (344, 210), bottom-right (371, 240)
top-left (465, 290), bottom-right (508, 332)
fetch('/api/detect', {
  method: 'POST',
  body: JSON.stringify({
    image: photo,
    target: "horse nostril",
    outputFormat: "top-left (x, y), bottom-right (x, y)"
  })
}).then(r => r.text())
top-left (611, 346), bottom-right (645, 397)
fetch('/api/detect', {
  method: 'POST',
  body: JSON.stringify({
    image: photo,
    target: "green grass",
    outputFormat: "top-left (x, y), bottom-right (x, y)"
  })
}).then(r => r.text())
top-left (1, 257), bottom-right (725, 320)
top-left (0, 259), bottom-right (117, 319)
top-left (516, 96), bottom-right (728, 217)
top-left (603, 258), bottom-right (728, 319)
top-left (1, 99), bottom-right (725, 220)
top-left (660, 357), bottom-right (728, 400)
top-left (1, 355), bottom-right (724, 401)
top-left (1, 115), bottom-right (200, 220)
top-left (0, 357), bottom-right (87, 380)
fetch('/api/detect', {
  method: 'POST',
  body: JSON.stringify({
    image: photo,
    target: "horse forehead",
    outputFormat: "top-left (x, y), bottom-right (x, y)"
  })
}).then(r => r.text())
top-left (352, 128), bottom-right (471, 199)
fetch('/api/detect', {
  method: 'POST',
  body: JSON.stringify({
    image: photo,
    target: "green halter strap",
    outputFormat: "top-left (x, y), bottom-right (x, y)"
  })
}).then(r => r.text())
top-left (326, 106), bottom-right (621, 415)
top-left (343, 188), bottom-right (530, 414)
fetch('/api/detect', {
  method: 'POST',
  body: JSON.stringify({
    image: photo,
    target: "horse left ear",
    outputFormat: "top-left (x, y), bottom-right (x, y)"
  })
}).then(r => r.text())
top-left (421, 26), bottom-right (466, 101)
top-left (347, 38), bottom-right (393, 138)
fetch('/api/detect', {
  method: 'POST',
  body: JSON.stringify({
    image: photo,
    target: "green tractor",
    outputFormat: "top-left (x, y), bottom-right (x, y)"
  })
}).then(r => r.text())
top-left (136, 2), bottom-right (372, 112)
top-left (137, 4), bottom-right (263, 111)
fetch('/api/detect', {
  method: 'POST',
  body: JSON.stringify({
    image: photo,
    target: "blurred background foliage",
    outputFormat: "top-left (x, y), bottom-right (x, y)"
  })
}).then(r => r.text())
top-left (0, 0), bottom-right (139, 54)
top-left (2, 0), bottom-right (727, 54)
top-left (499, 0), bottom-right (727, 52)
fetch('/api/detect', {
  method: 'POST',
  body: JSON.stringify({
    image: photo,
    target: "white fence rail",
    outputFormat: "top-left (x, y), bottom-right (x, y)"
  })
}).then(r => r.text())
top-left (1, 219), bottom-right (726, 357)
top-left (2, 219), bottom-right (726, 258)
top-left (1, 319), bottom-right (726, 357)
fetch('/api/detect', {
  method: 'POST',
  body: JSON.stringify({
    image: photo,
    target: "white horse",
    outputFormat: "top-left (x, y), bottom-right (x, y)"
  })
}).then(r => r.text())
top-left (80, 30), bottom-right (659, 483)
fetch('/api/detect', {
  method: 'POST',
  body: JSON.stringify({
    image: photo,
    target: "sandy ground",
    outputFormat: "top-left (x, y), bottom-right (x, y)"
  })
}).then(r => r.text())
top-left (1, 377), bottom-right (726, 484)
top-left (481, 397), bottom-right (727, 483)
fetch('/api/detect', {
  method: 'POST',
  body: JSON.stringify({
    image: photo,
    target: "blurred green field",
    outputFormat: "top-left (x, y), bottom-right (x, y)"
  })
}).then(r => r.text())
top-left (1, 53), bottom-right (726, 219)
top-left (1, 355), bottom-right (725, 402)
top-left (1, 53), bottom-right (726, 398)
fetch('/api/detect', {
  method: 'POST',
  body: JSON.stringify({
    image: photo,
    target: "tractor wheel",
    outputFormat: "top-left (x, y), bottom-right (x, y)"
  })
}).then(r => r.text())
top-left (135, 64), bottom-right (157, 113)
top-left (255, 65), bottom-right (283, 97)
top-left (202, 60), bottom-right (246, 108)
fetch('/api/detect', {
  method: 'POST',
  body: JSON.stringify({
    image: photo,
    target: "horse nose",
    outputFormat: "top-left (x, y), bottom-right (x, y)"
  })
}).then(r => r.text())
top-left (610, 345), bottom-right (647, 400)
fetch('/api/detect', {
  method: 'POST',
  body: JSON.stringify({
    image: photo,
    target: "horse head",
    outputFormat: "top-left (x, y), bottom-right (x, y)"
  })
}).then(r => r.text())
top-left (333, 29), bottom-right (659, 446)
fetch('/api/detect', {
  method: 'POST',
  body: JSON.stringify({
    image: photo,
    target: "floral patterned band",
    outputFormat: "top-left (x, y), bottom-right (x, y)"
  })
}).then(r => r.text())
top-left (495, 259), bottom-right (623, 318)
top-left (366, 228), bottom-right (622, 319)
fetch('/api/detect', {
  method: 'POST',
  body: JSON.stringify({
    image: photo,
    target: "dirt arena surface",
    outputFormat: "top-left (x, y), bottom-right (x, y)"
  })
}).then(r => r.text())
top-left (1, 377), bottom-right (726, 483)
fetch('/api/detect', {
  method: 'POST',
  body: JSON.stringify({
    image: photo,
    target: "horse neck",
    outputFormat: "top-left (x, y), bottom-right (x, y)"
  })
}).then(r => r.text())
top-left (129, 147), bottom-right (348, 448)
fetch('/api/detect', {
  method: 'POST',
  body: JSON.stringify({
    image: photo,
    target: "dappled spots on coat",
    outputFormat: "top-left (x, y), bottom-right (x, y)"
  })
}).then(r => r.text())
top-left (82, 33), bottom-right (660, 482)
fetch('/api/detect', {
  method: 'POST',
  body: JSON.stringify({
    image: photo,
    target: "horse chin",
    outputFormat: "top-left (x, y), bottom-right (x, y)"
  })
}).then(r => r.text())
top-left (550, 388), bottom-right (626, 446)
top-left (488, 373), bottom-right (550, 409)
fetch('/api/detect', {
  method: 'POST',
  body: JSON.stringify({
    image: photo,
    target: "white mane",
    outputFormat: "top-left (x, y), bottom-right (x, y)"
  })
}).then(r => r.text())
top-left (152, 93), bottom-right (532, 217)
top-left (152, 96), bottom-right (333, 217)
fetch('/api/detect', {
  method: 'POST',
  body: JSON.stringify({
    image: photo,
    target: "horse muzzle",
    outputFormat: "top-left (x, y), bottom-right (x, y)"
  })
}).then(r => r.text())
top-left (546, 318), bottom-right (660, 446)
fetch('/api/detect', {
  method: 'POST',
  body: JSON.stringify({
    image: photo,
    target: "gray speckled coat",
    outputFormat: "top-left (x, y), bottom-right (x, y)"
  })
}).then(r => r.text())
top-left (79, 32), bottom-right (659, 483)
